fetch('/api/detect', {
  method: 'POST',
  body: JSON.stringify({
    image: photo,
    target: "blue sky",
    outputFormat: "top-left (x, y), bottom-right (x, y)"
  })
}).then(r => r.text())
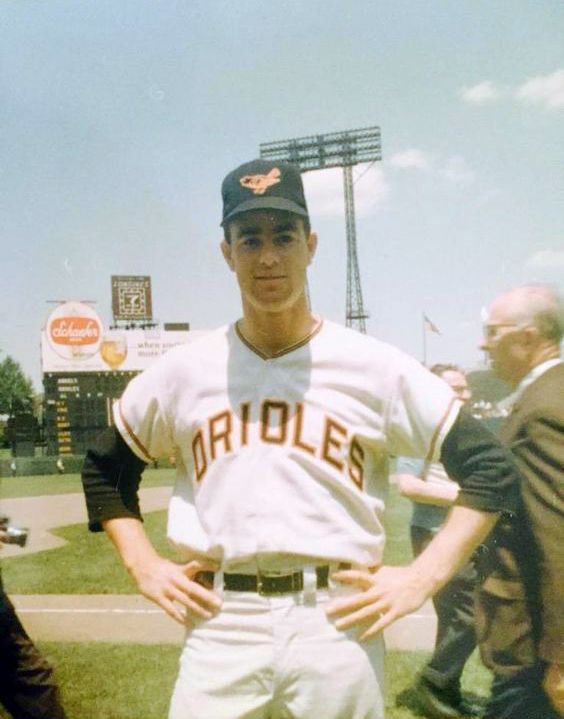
top-left (1, 0), bottom-right (563, 389)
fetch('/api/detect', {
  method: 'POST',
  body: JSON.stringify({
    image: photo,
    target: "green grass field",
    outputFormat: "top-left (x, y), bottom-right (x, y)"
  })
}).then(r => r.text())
top-left (2, 511), bottom-right (176, 593)
top-left (1, 470), bottom-right (176, 593)
top-left (0, 473), bottom-right (411, 592)
top-left (0, 471), bottom-right (492, 718)
top-left (0, 644), bottom-right (489, 719)
top-left (0, 642), bottom-right (179, 719)
top-left (0, 468), bottom-right (175, 498)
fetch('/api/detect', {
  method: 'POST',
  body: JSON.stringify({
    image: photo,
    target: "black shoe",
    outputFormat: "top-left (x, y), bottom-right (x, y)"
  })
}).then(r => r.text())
top-left (414, 678), bottom-right (483, 719)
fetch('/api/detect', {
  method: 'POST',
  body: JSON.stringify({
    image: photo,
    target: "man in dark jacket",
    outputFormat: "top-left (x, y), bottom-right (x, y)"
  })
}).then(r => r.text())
top-left (0, 535), bottom-right (67, 719)
top-left (478, 284), bottom-right (564, 718)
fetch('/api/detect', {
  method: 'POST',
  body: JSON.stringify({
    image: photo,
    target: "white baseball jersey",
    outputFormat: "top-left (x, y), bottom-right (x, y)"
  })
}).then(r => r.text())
top-left (114, 319), bottom-right (460, 568)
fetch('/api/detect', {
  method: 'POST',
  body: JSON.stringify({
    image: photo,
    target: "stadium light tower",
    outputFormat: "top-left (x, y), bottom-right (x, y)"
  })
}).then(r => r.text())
top-left (260, 126), bottom-right (381, 333)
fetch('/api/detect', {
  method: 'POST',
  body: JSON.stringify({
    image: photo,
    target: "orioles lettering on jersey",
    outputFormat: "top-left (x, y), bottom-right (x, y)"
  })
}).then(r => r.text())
top-left (191, 399), bottom-right (365, 489)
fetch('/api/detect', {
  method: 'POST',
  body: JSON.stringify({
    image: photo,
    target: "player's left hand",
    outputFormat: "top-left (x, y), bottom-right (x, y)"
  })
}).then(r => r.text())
top-left (325, 564), bottom-right (430, 641)
top-left (544, 663), bottom-right (564, 716)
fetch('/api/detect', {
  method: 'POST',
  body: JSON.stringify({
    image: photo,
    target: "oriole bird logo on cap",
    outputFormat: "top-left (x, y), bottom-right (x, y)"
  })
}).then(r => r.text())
top-left (239, 168), bottom-right (281, 195)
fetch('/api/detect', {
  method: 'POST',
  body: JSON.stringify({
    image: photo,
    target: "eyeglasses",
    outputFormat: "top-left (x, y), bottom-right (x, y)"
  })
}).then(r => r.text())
top-left (482, 323), bottom-right (526, 341)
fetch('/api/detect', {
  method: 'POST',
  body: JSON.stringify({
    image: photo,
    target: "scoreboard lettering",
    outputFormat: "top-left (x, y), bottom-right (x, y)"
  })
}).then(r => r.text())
top-left (43, 372), bottom-right (138, 455)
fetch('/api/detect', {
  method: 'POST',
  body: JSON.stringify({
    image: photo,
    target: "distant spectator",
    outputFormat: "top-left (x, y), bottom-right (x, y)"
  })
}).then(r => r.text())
top-left (56, 458), bottom-right (65, 475)
top-left (395, 364), bottom-right (484, 718)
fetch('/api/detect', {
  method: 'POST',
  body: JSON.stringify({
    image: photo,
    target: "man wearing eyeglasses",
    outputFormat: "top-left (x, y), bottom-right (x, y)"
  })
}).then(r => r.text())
top-left (478, 284), bottom-right (564, 719)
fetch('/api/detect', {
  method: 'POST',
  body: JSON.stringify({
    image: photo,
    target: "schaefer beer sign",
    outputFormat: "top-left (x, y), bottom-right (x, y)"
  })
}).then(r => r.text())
top-left (46, 301), bottom-right (103, 361)
top-left (41, 300), bottom-right (193, 373)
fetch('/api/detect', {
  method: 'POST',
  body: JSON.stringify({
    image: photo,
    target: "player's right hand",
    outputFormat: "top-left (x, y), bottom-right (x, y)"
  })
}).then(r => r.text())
top-left (131, 556), bottom-right (222, 625)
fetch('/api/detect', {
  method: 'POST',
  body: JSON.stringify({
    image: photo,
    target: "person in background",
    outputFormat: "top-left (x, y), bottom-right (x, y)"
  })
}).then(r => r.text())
top-left (395, 364), bottom-right (484, 718)
top-left (478, 284), bottom-right (564, 719)
top-left (0, 535), bottom-right (67, 719)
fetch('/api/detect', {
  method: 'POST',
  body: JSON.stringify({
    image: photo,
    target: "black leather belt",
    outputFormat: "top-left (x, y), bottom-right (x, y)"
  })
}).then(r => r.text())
top-left (195, 565), bottom-right (344, 596)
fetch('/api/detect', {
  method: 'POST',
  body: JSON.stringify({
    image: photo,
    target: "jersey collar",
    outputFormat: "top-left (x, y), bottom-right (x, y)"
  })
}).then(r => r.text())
top-left (234, 317), bottom-right (323, 360)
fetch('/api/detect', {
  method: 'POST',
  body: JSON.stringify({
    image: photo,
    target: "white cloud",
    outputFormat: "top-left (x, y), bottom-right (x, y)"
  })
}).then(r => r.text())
top-left (515, 69), bottom-right (564, 110)
top-left (389, 149), bottom-right (478, 187)
top-left (303, 164), bottom-right (390, 218)
top-left (389, 148), bottom-right (434, 170)
top-left (526, 248), bottom-right (564, 269)
top-left (459, 81), bottom-right (500, 105)
top-left (441, 156), bottom-right (476, 184)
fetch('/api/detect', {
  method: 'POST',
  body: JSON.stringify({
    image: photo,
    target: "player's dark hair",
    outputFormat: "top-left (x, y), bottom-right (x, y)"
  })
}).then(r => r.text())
top-left (223, 213), bottom-right (311, 244)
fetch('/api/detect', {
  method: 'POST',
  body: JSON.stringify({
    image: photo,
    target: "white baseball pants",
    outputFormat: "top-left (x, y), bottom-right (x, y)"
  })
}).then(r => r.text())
top-left (169, 580), bottom-right (385, 719)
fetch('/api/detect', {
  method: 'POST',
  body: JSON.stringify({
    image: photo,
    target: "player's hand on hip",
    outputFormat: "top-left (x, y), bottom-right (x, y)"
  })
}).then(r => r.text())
top-left (131, 556), bottom-right (222, 625)
top-left (544, 663), bottom-right (564, 716)
top-left (325, 565), bottom-right (429, 641)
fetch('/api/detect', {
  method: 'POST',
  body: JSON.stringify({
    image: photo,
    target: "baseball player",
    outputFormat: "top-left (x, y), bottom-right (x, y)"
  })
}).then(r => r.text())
top-left (82, 158), bottom-right (519, 719)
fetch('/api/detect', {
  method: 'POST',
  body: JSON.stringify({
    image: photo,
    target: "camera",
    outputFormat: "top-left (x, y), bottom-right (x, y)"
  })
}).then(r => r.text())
top-left (0, 513), bottom-right (29, 548)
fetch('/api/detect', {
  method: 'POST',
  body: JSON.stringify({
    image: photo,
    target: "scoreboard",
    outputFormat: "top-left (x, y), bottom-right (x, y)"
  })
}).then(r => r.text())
top-left (43, 371), bottom-right (139, 456)
top-left (41, 300), bottom-right (194, 456)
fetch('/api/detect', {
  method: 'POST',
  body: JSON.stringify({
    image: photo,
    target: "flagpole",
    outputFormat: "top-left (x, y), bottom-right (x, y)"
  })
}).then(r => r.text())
top-left (422, 313), bottom-right (427, 367)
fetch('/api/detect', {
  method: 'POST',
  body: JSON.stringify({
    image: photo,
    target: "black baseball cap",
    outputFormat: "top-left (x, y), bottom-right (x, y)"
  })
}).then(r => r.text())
top-left (221, 158), bottom-right (309, 227)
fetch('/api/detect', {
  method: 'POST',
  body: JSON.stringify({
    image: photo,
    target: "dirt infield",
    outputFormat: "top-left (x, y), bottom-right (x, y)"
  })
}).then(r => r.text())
top-left (2, 489), bottom-right (436, 649)
top-left (1, 487), bottom-right (172, 557)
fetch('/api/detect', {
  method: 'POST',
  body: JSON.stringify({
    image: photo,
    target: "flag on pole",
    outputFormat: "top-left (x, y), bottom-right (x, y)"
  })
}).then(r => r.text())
top-left (423, 314), bottom-right (441, 335)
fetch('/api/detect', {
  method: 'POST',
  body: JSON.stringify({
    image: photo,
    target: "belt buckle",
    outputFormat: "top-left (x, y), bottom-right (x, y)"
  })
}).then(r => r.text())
top-left (257, 571), bottom-right (278, 596)
top-left (257, 572), bottom-right (266, 596)
top-left (256, 571), bottom-right (304, 595)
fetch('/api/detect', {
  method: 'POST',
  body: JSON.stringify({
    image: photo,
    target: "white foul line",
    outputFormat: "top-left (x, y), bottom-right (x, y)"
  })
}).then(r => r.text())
top-left (17, 608), bottom-right (164, 615)
top-left (16, 607), bottom-right (432, 618)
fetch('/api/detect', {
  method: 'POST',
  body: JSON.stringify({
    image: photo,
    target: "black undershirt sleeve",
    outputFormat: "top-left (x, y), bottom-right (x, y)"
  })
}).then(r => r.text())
top-left (82, 409), bottom-right (519, 531)
top-left (81, 426), bottom-right (147, 532)
top-left (440, 408), bottom-right (520, 514)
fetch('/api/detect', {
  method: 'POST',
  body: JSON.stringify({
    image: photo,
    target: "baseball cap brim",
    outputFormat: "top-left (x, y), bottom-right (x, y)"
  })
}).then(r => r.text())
top-left (220, 196), bottom-right (309, 227)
